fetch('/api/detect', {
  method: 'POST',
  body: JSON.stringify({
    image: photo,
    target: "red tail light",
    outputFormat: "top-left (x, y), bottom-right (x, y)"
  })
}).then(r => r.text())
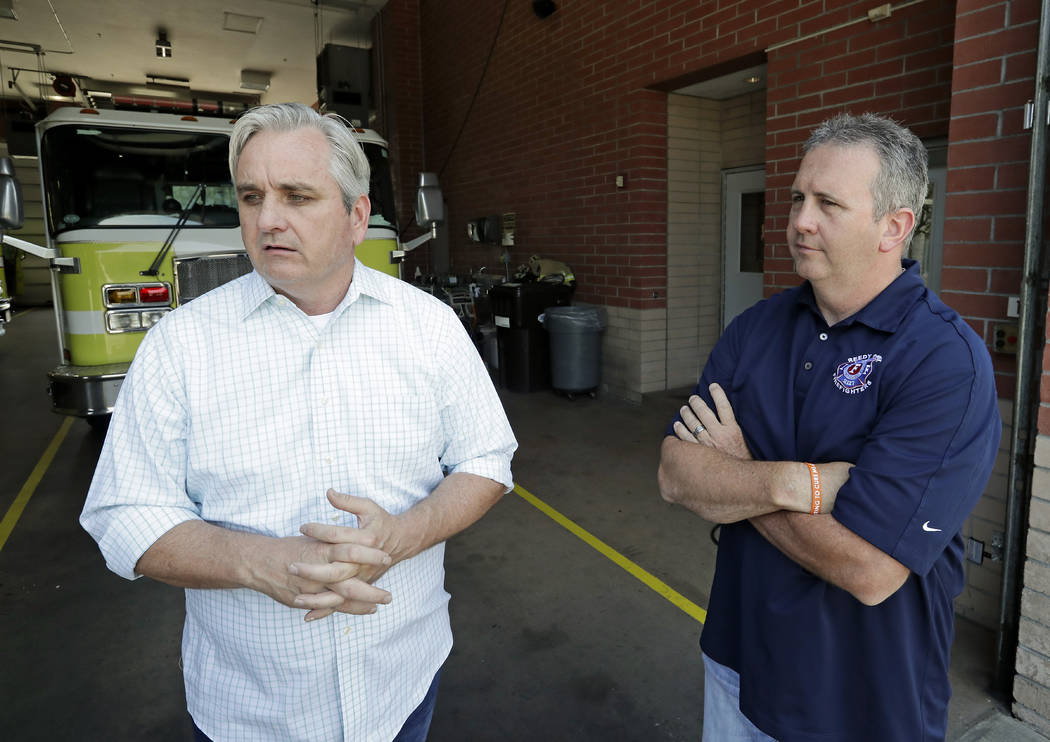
top-left (139, 285), bottom-right (171, 303)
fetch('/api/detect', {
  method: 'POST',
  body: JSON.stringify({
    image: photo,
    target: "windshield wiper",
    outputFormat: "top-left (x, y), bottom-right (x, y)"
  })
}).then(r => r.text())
top-left (141, 184), bottom-right (204, 277)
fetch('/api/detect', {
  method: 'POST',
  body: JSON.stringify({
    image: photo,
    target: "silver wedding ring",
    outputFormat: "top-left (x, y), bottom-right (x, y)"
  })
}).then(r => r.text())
top-left (692, 423), bottom-right (705, 437)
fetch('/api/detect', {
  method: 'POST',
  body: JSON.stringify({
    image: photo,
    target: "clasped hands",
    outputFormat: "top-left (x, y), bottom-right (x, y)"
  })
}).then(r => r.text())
top-left (265, 489), bottom-right (403, 623)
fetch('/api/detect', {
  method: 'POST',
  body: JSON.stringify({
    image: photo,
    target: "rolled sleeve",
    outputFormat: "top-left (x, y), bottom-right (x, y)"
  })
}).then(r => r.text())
top-left (432, 305), bottom-right (516, 493)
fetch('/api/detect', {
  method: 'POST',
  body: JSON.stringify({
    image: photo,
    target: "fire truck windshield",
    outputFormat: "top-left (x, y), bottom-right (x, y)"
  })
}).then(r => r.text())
top-left (361, 141), bottom-right (398, 232)
top-left (40, 125), bottom-right (238, 234)
top-left (41, 125), bottom-right (399, 236)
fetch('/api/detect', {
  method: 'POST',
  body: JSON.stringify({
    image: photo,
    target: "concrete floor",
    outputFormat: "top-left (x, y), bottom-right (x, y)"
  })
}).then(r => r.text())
top-left (0, 306), bottom-right (1028, 740)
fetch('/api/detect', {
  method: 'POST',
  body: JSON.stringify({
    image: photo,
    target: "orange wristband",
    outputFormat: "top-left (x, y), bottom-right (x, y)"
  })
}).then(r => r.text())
top-left (805, 463), bottom-right (822, 514)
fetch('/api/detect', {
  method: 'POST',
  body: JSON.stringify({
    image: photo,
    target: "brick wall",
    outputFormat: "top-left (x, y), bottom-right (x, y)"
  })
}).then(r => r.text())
top-left (405, 0), bottom-right (960, 306)
top-left (763, 0), bottom-right (956, 294)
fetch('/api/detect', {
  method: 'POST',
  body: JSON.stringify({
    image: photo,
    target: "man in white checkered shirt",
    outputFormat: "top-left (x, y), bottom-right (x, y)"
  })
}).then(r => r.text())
top-left (80, 102), bottom-right (517, 742)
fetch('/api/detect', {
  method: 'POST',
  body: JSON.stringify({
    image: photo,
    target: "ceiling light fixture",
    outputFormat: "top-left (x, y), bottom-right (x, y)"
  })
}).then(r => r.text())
top-left (155, 29), bottom-right (172, 58)
top-left (745, 75), bottom-right (762, 84)
top-left (0, 0), bottom-right (17, 21)
top-left (240, 70), bottom-right (271, 92)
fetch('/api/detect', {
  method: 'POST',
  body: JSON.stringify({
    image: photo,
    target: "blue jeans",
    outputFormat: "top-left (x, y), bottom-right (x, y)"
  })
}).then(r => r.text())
top-left (191, 669), bottom-right (441, 742)
top-left (393, 669), bottom-right (442, 742)
top-left (702, 652), bottom-right (777, 741)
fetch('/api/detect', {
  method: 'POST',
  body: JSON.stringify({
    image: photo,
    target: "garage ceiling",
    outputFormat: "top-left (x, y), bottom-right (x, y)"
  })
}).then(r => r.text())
top-left (0, 0), bottom-right (387, 111)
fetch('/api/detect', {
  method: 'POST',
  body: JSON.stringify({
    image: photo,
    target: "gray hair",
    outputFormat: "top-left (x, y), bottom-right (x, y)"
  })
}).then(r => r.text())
top-left (228, 102), bottom-right (370, 214)
top-left (804, 113), bottom-right (928, 236)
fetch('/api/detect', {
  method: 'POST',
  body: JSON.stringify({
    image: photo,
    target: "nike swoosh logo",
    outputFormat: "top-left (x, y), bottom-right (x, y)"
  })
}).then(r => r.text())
top-left (922, 521), bottom-right (942, 532)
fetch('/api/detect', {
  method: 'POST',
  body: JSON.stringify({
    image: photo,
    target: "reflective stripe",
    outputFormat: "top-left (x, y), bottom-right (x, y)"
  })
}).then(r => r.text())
top-left (64, 310), bottom-right (107, 335)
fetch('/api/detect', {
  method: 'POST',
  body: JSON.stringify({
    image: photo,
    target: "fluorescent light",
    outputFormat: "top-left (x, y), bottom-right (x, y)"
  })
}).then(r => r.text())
top-left (240, 70), bottom-right (271, 92)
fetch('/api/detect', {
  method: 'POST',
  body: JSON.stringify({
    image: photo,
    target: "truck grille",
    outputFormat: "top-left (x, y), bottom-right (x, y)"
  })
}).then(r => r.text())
top-left (173, 253), bottom-right (253, 304)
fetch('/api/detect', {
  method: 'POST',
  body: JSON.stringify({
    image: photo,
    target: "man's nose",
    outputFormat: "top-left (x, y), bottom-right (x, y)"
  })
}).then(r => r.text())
top-left (792, 200), bottom-right (818, 234)
top-left (257, 197), bottom-right (287, 232)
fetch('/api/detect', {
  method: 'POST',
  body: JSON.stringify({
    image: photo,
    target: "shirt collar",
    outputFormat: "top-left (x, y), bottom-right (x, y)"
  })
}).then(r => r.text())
top-left (239, 258), bottom-right (394, 321)
top-left (796, 258), bottom-right (925, 332)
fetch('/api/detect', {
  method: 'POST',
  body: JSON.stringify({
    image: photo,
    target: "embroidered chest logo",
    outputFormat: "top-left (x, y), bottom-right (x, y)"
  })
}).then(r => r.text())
top-left (833, 353), bottom-right (883, 394)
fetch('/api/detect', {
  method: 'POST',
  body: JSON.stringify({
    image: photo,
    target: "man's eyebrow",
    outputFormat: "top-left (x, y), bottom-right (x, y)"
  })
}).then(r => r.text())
top-left (276, 181), bottom-right (321, 194)
top-left (235, 181), bottom-right (322, 195)
top-left (791, 187), bottom-right (846, 203)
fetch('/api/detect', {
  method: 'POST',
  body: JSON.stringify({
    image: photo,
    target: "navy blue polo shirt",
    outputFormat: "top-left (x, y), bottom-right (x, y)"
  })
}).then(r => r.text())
top-left (673, 260), bottom-right (1000, 741)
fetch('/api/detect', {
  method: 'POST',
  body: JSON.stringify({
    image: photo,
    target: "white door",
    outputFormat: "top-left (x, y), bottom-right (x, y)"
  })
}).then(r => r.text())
top-left (722, 167), bottom-right (766, 330)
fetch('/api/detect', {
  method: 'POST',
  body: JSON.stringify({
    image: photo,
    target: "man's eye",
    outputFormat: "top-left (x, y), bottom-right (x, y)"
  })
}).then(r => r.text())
top-left (240, 194), bottom-right (261, 204)
top-left (822, 199), bottom-right (838, 207)
top-left (790, 193), bottom-right (804, 203)
top-left (288, 193), bottom-right (308, 202)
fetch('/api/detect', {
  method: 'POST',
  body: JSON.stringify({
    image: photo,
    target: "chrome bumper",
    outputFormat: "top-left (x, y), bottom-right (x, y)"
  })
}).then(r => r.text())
top-left (48, 362), bottom-right (129, 418)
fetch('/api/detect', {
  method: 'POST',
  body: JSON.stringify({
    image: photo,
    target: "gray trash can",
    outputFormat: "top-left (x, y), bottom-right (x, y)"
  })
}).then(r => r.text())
top-left (540, 306), bottom-right (606, 398)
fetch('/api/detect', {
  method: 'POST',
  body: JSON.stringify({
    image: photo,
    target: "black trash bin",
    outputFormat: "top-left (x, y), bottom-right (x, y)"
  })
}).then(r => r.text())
top-left (541, 306), bottom-right (606, 398)
top-left (489, 281), bottom-right (573, 392)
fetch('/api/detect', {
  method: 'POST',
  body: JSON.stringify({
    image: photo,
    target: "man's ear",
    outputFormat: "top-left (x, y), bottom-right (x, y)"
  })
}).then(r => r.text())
top-left (879, 207), bottom-right (916, 254)
top-left (349, 194), bottom-right (371, 244)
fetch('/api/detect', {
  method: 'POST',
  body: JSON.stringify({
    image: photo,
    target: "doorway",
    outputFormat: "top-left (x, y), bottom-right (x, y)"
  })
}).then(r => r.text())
top-left (722, 166), bottom-right (765, 330)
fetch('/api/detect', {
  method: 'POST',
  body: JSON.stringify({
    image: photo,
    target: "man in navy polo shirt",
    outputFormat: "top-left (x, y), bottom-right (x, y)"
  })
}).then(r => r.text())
top-left (658, 113), bottom-right (1000, 741)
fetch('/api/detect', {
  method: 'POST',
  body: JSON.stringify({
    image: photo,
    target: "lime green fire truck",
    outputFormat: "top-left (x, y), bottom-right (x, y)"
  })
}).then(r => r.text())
top-left (2, 106), bottom-right (441, 426)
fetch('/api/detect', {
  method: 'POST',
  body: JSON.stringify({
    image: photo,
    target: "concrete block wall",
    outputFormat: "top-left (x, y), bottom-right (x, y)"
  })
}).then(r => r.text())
top-left (665, 89), bottom-right (765, 391)
top-left (666, 94), bottom-right (719, 390)
top-left (1019, 437), bottom-right (1050, 736)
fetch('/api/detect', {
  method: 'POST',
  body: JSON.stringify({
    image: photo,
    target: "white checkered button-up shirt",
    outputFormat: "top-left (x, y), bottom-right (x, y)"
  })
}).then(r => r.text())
top-left (81, 262), bottom-right (517, 741)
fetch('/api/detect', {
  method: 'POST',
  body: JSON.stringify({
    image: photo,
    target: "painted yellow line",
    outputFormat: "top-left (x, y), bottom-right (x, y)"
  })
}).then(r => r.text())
top-left (0, 416), bottom-right (75, 552)
top-left (514, 483), bottom-right (707, 624)
top-left (12, 307), bottom-right (35, 319)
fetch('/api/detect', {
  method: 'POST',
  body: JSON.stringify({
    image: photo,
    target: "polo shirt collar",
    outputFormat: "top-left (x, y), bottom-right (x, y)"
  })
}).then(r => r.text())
top-left (796, 258), bottom-right (925, 332)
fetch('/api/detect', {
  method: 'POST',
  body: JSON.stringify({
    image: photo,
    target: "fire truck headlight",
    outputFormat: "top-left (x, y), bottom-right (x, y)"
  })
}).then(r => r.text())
top-left (106, 310), bottom-right (143, 332)
top-left (140, 309), bottom-right (169, 328)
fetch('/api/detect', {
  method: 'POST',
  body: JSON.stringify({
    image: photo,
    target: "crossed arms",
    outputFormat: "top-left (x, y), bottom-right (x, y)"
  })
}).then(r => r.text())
top-left (657, 383), bottom-right (909, 606)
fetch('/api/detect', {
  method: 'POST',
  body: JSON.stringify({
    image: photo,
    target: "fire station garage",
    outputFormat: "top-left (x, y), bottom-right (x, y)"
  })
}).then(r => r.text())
top-left (1, 2), bottom-right (1049, 740)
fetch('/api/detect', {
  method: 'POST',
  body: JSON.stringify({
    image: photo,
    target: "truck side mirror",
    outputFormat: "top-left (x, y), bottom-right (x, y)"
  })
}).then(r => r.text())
top-left (0, 157), bottom-right (24, 231)
top-left (415, 172), bottom-right (444, 228)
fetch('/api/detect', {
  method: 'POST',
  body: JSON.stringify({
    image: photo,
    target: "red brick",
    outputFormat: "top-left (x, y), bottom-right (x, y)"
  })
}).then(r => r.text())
top-left (1038, 405), bottom-right (1050, 436)
top-left (942, 243), bottom-right (1024, 268)
top-left (822, 83), bottom-right (876, 107)
top-left (954, 4), bottom-right (1007, 39)
top-left (948, 114), bottom-right (1000, 142)
top-left (946, 165), bottom-right (996, 192)
top-left (823, 47), bottom-right (876, 75)
top-left (994, 216), bottom-right (1028, 242)
top-left (954, 26), bottom-right (1039, 67)
top-left (994, 371), bottom-right (1015, 401)
top-left (950, 80), bottom-right (1035, 117)
top-left (948, 137), bottom-right (1031, 167)
top-left (941, 267), bottom-right (989, 292)
top-left (1005, 51), bottom-right (1038, 82)
top-left (1010, 0), bottom-right (1043, 25)
top-left (940, 291), bottom-right (1007, 319)
top-left (995, 161), bottom-right (1029, 189)
top-left (989, 268), bottom-right (1022, 294)
top-left (951, 59), bottom-right (1005, 91)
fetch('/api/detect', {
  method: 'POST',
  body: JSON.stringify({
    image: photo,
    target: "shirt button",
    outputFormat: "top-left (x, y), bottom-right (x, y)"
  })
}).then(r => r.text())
top-left (819, 332), bottom-right (828, 341)
top-left (804, 361), bottom-right (813, 370)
